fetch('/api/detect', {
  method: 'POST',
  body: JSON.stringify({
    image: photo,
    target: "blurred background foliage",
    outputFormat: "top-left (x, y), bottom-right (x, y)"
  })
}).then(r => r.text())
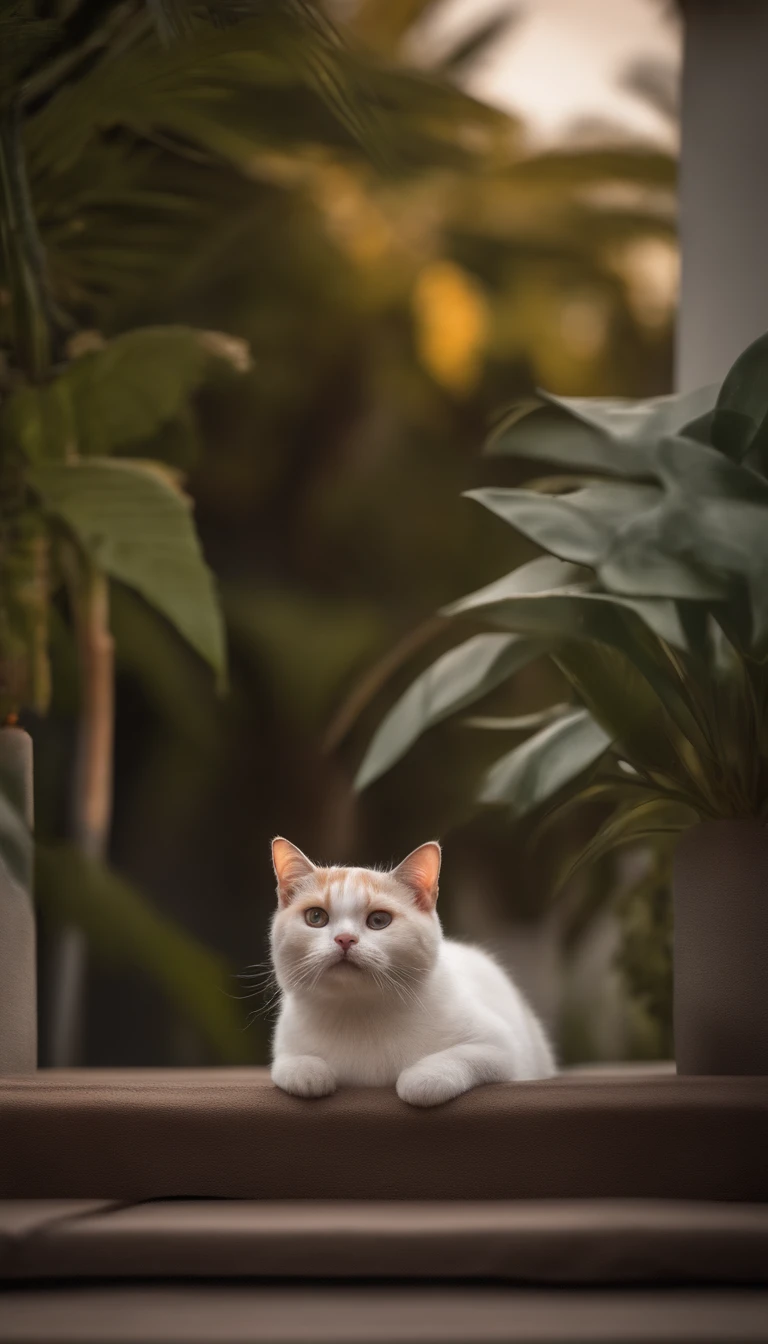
top-left (5, 0), bottom-right (678, 1065)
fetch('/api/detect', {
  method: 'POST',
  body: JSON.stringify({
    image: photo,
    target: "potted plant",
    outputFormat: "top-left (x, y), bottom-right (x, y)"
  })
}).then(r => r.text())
top-left (357, 331), bottom-right (768, 1075)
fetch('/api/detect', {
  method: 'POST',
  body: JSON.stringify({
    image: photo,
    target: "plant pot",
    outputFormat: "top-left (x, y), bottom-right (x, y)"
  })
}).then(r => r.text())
top-left (674, 819), bottom-right (768, 1075)
top-left (0, 726), bottom-right (36, 1073)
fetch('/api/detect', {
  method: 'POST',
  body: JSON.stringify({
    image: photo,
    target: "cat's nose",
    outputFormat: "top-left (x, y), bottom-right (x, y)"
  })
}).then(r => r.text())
top-left (334, 933), bottom-right (358, 954)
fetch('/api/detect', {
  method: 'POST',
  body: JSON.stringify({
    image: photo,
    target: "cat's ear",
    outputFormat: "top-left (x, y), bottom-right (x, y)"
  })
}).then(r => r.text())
top-left (394, 841), bottom-right (441, 910)
top-left (272, 837), bottom-right (315, 906)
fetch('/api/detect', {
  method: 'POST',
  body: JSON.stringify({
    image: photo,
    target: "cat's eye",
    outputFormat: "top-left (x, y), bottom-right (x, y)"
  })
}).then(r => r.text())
top-left (305, 907), bottom-right (329, 928)
top-left (366, 910), bottom-right (392, 930)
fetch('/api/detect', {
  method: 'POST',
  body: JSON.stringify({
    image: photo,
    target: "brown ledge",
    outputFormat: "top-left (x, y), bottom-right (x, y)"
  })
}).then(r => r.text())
top-left (1, 1067), bottom-right (766, 1203)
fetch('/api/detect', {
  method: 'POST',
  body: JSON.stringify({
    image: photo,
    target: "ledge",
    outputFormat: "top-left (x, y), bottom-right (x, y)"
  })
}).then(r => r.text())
top-left (4, 1284), bottom-right (768, 1344)
top-left (1, 1067), bottom-right (767, 1202)
top-left (2, 1198), bottom-right (768, 1285)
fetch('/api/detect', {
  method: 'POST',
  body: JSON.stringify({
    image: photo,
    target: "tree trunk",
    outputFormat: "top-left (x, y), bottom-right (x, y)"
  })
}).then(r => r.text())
top-left (48, 568), bottom-right (114, 1067)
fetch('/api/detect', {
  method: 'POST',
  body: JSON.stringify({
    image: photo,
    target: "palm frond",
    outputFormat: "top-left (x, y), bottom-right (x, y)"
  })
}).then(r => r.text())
top-left (0, 1), bottom-right (60, 90)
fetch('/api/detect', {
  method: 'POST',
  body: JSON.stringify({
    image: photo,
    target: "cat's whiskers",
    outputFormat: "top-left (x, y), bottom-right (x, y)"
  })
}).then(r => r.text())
top-left (361, 957), bottom-right (423, 1011)
top-left (288, 950), bottom-right (330, 995)
top-left (379, 963), bottom-right (428, 1013)
top-left (232, 957), bottom-right (283, 1021)
top-left (242, 981), bottom-right (283, 1021)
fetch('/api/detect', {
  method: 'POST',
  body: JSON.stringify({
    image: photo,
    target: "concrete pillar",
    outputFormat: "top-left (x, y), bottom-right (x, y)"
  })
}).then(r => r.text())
top-left (677, 2), bottom-right (768, 390)
top-left (0, 726), bottom-right (36, 1072)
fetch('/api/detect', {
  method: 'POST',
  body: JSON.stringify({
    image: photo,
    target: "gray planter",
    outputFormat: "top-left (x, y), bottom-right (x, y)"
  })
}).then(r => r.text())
top-left (674, 819), bottom-right (768, 1075)
top-left (0, 726), bottom-right (36, 1073)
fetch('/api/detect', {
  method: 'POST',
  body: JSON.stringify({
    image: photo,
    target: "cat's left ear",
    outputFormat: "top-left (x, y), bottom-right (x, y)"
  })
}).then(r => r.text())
top-left (394, 841), bottom-right (441, 911)
top-left (272, 837), bottom-right (316, 906)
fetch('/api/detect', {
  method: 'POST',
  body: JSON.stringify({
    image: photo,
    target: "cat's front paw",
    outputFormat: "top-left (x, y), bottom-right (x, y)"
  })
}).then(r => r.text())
top-left (272, 1054), bottom-right (336, 1099)
top-left (396, 1058), bottom-right (466, 1108)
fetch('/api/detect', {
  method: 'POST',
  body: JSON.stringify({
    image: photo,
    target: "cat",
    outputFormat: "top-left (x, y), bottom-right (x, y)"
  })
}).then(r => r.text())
top-left (269, 837), bottom-right (555, 1107)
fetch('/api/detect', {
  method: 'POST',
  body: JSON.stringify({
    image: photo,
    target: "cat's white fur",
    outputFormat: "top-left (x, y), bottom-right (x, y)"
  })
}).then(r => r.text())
top-left (270, 838), bottom-right (555, 1106)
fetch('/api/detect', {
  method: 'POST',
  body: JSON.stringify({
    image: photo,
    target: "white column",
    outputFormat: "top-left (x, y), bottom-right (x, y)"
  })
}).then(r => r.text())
top-left (677, 1), bottom-right (768, 390)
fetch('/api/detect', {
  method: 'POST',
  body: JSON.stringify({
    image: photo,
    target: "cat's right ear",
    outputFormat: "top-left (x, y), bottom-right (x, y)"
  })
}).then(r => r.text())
top-left (272, 838), bottom-right (315, 906)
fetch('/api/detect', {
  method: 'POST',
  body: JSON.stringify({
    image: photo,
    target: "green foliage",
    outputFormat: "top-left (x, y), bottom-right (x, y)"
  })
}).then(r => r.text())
top-left (358, 329), bottom-right (768, 879)
top-left (0, 3), bottom-right (59, 89)
top-left (30, 458), bottom-right (226, 680)
top-left (1, 327), bottom-right (245, 695)
top-left (488, 384), bottom-right (717, 474)
top-left (615, 853), bottom-right (674, 1056)
top-left (558, 797), bottom-right (697, 890)
top-left (356, 631), bottom-right (552, 789)
top-left (35, 842), bottom-right (250, 1062)
top-left (479, 707), bottom-right (610, 816)
top-left (4, 327), bottom-right (250, 463)
top-left (0, 511), bottom-right (50, 717)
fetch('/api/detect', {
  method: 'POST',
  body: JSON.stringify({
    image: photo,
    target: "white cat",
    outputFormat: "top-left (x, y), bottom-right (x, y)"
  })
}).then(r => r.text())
top-left (270, 837), bottom-right (555, 1107)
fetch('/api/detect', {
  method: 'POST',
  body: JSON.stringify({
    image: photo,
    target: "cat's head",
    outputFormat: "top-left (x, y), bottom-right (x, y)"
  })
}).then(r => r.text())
top-left (270, 838), bottom-right (442, 1002)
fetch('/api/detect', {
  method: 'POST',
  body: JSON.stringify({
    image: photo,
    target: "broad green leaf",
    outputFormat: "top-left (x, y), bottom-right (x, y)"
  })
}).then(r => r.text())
top-left (487, 385), bottom-right (718, 477)
top-left (479, 707), bottom-right (611, 815)
top-left (600, 518), bottom-right (727, 603)
top-left (557, 612), bottom-right (717, 773)
top-left (35, 844), bottom-right (250, 1063)
top-left (599, 437), bottom-right (768, 646)
top-left (444, 563), bottom-right (689, 652)
top-left (355, 632), bottom-right (551, 790)
top-left (486, 405), bottom-right (647, 478)
top-left (654, 434), bottom-right (768, 504)
top-left (676, 603), bottom-right (714, 667)
top-left (712, 331), bottom-right (768, 460)
top-left (445, 564), bottom-right (713, 763)
top-left (680, 410), bottom-right (715, 446)
top-left (28, 458), bottom-right (226, 680)
top-left (445, 554), bottom-right (588, 602)
top-left (541, 386), bottom-right (718, 444)
top-left (63, 327), bottom-right (251, 458)
top-left (553, 640), bottom-right (694, 777)
top-left (470, 441), bottom-right (746, 618)
top-left (464, 482), bottom-right (661, 568)
top-left (558, 797), bottom-right (699, 889)
top-left (3, 327), bottom-right (251, 464)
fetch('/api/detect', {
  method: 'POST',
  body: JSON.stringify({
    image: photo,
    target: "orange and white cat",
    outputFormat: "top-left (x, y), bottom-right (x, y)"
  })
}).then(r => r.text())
top-left (270, 838), bottom-right (555, 1106)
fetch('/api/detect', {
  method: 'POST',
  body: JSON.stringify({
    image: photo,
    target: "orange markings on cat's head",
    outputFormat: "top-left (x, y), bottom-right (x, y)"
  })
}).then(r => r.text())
top-left (271, 839), bottom-right (442, 912)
